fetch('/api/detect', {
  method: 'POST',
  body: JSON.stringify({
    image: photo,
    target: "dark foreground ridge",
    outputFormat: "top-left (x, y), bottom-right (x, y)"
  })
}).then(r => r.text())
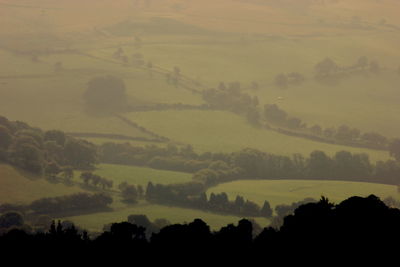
top-left (1, 195), bottom-right (399, 261)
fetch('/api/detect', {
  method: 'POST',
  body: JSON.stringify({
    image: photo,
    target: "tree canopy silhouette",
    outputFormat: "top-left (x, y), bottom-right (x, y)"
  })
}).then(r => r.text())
top-left (83, 75), bottom-right (128, 113)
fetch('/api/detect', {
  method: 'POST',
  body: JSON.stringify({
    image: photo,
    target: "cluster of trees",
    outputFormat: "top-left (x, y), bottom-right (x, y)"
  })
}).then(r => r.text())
top-left (83, 75), bottom-right (128, 113)
top-left (2, 195), bottom-right (400, 260)
top-left (113, 214), bottom-right (170, 238)
top-left (269, 198), bottom-right (317, 228)
top-left (202, 85), bottom-right (260, 126)
top-left (145, 181), bottom-right (273, 218)
top-left (29, 193), bottom-right (112, 215)
top-left (207, 193), bottom-right (273, 218)
top-left (274, 72), bottom-right (305, 89)
top-left (80, 172), bottom-right (114, 190)
top-left (99, 142), bottom-right (210, 172)
top-left (118, 182), bottom-right (144, 203)
top-left (314, 56), bottom-right (381, 80)
top-left (264, 104), bottom-right (305, 129)
top-left (0, 116), bottom-right (98, 175)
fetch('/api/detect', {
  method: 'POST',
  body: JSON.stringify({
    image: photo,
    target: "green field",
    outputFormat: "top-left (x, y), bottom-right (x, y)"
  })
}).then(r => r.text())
top-left (0, 164), bottom-right (85, 205)
top-left (127, 110), bottom-right (390, 162)
top-left (207, 179), bottom-right (399, 210)
top-left (88, 164), bottom-right (193, 187)
top-left (64, 200), bottom-right (270, 232)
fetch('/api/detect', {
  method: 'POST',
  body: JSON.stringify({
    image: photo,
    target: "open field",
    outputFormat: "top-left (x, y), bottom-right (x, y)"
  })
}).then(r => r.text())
top-left (128, 110), bottom-right (391, 162)
top-left (0, 164), bottom-right (85, 205)
top-left (207, 179), bottom-right (399, 210)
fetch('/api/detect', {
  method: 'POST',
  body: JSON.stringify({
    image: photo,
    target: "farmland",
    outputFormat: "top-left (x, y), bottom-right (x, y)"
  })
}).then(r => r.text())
top-left (1, 0), bottom-right (400, 232)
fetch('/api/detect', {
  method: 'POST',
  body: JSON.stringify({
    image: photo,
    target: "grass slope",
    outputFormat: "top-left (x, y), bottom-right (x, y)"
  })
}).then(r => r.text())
top-left (0, 164), bottom-right (85, 205)
top-left (127, 110), bottom-right (390, 162)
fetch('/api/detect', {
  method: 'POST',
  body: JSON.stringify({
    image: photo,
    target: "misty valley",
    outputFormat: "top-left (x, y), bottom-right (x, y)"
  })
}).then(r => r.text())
top-left (1, 0), bottom-right (400, 259)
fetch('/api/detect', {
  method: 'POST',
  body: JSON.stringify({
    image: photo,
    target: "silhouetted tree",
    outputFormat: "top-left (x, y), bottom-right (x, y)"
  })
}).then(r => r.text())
top-left (307, 150), bottom-right (332, 179)
top-left (121, 185), bottom-right (139, 203)
top-left (260, 200), bottom-right (273, 218)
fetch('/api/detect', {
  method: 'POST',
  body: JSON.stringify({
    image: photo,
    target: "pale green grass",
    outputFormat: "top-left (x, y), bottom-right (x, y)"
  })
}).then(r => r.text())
top-left (0, 164), bottom-right (85, 205)
top-left (127, 110), bottom-right (390, 162)
top-left (207, 180), bottom-right (399, 209)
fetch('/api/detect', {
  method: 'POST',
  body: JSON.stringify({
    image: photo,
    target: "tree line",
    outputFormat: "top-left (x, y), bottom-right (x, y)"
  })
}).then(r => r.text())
top-left (29, 193), bottom-right (112, 215)
top-left (264, 103), bottom-right (394, 151)
top-left (100, 142), bottom-right (400, 186)
top-left (145, 182), bottom-right (273, 218)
